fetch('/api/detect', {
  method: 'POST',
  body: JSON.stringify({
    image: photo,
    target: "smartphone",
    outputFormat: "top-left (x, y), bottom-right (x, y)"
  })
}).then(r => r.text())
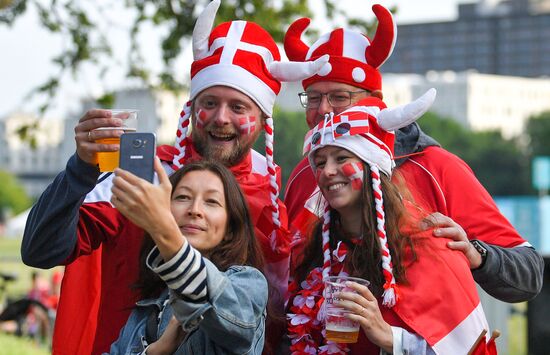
top-left (119, 132), bottom-right (156, 183)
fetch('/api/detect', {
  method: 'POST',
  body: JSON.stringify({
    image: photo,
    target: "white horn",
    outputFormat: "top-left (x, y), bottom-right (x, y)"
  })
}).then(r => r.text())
top-left (378, 88), bottom-right (437, 131)
top-left (268, 54), bottom-right (330, 82)
top-left (193, 0), bottom-right (221, 60)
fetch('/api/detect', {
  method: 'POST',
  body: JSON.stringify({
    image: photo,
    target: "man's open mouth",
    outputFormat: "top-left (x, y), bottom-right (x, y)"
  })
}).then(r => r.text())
top-left (209, 131), bottom-right (237, 141)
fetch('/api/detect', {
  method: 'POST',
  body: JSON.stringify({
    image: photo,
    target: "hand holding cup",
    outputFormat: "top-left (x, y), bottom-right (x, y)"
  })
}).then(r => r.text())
top-left (331, 279), bottom-right (393, 352)
top-left (75, 109), bottom-right (138, 171)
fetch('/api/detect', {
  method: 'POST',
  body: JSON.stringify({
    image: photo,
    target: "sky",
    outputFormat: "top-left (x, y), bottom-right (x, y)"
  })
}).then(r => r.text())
top-left (0, 0), bottom-right (472, 119)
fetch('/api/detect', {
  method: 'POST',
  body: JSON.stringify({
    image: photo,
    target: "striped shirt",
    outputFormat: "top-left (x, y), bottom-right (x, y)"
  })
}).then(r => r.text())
top-left (146, 240), bottom-right (208, 303)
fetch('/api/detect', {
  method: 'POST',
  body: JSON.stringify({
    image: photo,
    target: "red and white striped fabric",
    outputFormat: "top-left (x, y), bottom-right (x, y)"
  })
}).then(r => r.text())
top-left (304, 97), bottom-right (395, 176)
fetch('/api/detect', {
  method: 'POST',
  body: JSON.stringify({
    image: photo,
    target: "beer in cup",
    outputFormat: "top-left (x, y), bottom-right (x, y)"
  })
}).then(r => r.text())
top-left (95, 110), bottom-right (138, 172)
top-left (323, 275), bottom-right (370, 343)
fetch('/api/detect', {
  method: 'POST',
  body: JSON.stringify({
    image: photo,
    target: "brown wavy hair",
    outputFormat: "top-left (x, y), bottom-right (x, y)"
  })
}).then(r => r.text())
top-left (136, 160), bottom-right (264, 299)
top-left (294, 164), bottom-right (416, 297)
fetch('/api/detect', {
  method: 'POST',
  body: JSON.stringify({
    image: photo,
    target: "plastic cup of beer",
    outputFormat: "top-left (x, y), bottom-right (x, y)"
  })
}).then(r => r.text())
top-left (95, 109), bottom-right (138, 172)
top-left (324, 275), bottom-right (370, 343)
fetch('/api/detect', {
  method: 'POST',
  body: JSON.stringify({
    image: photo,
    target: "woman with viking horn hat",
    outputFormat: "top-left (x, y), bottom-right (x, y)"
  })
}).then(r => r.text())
top-left (287, 91), bottom-right (495, 354)
top-left (284, 3), bottom-right (543, 310)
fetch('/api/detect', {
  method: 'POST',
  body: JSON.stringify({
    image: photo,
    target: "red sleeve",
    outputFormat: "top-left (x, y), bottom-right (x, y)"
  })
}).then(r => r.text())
top-left (397, 146), bottom-right (526, 248)
top-left (284, 157), bottom-right (315, 222)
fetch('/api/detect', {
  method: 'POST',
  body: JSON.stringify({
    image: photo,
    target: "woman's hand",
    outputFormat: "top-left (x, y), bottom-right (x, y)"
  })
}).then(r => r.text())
top-left (146, 316), bottom-right (186, 355)
top-left (111, 157), bottom-right (183, 260)
top-left (421, 212), bottom-right (482, 269)
top-left (335, 282), bottom-right (393, 353)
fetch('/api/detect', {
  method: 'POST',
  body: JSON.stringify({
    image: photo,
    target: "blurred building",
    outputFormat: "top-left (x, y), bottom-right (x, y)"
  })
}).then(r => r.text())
top-left (277, 72), bottom-right (550, 138)
top-left (62, 88), bottom-right (188, 165)
top-left (0, 88), bottom-right (187, 199)
top-left (0, 112), bottom-right (64, 197)
top-left (383, 71), bottom-right (550, 138)
top-left (384, 0), bottom-right (550, 77)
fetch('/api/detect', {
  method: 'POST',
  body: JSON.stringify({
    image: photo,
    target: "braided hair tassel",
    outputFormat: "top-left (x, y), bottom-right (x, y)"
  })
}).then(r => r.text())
top-left (371, 165), bottom-right (398, 307)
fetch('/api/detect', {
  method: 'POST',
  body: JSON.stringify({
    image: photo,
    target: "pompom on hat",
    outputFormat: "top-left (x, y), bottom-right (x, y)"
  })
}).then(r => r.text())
top-left (172, 0), bottom-right (328, 243)
top-left (284, 4), bottom-right (396, 92)
top-left (305, 89), bottom-right (437, 307)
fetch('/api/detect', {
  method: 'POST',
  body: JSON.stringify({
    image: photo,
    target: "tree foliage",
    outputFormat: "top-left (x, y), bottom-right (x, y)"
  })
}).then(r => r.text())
top-left (253, 108), bottom-right (308, 196)
top-left (0, 170), bottom-right (32, 217)
top-left (525, 111), bottom-right (550, 157)
top-left (0, 0), bottom-right (374, 114)
top-left (419, 112), bottom-right (532, 196)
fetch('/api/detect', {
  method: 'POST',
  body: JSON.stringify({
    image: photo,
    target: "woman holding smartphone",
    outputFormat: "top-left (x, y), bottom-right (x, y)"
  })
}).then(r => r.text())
top-left (107, 159), bottom-right (267, 354)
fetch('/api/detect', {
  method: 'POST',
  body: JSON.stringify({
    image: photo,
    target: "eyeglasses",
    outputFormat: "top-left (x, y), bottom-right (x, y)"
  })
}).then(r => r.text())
top-left (298, 90), bottom-right (368, 109)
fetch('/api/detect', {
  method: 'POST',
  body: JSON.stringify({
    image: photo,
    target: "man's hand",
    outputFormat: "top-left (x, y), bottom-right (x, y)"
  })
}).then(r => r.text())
top-left (421, 212), bottom-right (483, 269)
top-left (74, 109), bottom-right (124, 165)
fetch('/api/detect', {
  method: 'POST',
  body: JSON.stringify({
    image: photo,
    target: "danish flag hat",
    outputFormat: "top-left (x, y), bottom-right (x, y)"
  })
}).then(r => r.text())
top-left (173, 0), bottom-right (328, 237)
top-left (305, 89), bottom-right (436, 307)
top-left (284, 4), bottom-right (396, 92)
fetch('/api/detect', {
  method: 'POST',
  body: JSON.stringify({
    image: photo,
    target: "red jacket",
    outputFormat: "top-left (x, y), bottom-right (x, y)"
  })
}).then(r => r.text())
top-left (285, 146), bottom-right (529, 274)
top-left (53, 144), bottom-right (290, 355)
top-left (287, 203), bottom-right (490, 353)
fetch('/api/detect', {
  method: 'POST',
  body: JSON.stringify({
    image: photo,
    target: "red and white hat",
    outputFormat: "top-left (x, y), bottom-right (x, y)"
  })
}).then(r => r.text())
top-left (284, 4), bottom-right (396, 92)
top-left (305, 89), bottom-right (436, 307)
top-left (173, 0), bottom-right (328, 242)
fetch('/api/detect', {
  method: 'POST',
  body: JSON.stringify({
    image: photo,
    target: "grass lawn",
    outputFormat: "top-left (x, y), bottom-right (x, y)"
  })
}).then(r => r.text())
top-left (0, 333), bottom-right (50, 355)
top-left (0, 237), bottom-right (63, 298)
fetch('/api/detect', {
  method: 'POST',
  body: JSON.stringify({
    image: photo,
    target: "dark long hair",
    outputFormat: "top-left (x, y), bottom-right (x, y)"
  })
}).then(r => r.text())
top-left (136, 160), bottom-right (264, 299)
top-left (294, 163), bottom-right (416, 297)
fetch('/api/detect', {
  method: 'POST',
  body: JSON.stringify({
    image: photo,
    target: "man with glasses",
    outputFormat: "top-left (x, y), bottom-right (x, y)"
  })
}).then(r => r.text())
top-left (283, 5), bottom-right (543, 304)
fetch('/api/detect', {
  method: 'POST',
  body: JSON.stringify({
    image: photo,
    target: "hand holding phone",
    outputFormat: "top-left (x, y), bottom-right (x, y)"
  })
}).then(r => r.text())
top-left (119, 132), bottom-right (156, 182)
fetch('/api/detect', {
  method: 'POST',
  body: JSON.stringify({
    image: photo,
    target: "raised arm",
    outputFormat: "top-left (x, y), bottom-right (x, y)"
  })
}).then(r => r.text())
top-left (22, 109), bottom-right (128, 268)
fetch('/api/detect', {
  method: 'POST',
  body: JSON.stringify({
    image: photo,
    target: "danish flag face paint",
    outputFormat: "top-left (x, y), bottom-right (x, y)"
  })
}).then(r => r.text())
top-left (239, 116), bottom-right (257, 135)
top-left (342, 162), bottom-right (364, 190)
top-left (195, 109), bottom-right (207, 129)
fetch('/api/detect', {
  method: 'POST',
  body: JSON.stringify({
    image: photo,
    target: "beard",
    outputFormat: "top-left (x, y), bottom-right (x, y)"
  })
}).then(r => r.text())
top-left (192, 128), bottom-right (259, 167)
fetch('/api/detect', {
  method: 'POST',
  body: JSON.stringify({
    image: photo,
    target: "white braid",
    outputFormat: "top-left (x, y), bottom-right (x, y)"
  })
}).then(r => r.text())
top-left (172, 101), bottom-right (192, 169)
top-left (371, 165), bottom-right (397, 307)
top-left (264, 117), bottom-right (280, 230)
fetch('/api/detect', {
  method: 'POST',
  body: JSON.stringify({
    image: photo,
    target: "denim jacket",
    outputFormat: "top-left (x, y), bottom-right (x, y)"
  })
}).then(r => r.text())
top-left (105, 260), bottom-right (268, 355)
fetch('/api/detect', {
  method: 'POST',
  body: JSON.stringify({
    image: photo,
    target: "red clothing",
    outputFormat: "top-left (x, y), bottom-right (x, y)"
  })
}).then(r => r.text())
top-left (396, 146), bottom-right (526, 247)
top-left (53, 144), bottom-right (290, 355)
top-left (285, 146), bottom-right (528, 275)
top-left (287, 204), bottom-right (489, 353)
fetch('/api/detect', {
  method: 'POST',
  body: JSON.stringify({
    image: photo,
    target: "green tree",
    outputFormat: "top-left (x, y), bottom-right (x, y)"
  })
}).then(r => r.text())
top-left (525, 111), bottom-right (550, 157)
top-left (418, 112), bottom-right (531, 196)
top-left (0, 0), bottom-right (370, 114)
top-left (0, 170), bottom-right (32, 217)
top-left (253, 108), bottom-right (308, 197)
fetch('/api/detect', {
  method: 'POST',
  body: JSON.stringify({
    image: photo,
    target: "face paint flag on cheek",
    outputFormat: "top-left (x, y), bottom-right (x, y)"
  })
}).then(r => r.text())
top-left (239, 116), bottom-right (257, 135)
top-left (195, 109), bottom-right (207, 129)
top-left (342, 162), bottom-right (364, 190)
